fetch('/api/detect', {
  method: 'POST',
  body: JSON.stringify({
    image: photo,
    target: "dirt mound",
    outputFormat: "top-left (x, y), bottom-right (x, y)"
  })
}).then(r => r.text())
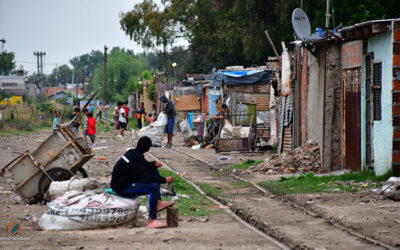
top-left (250, 141), bottom-right (322, 174)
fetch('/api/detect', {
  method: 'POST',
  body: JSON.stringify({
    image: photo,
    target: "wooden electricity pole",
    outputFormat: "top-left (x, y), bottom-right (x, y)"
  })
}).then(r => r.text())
top-left (103, 45), bottom-right (108, 103)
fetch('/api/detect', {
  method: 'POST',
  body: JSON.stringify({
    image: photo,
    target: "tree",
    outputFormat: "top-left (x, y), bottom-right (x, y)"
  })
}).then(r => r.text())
top-left (70, 50), bottom-right (104, 76)
top-left (0, 52), bottom-right (16, 75)
top-left (120, 0), bottom-right (184, 79)
top-left (91, 47), bottom-right (148, 103)
top-left (163, 0), bottom-right (399, 73)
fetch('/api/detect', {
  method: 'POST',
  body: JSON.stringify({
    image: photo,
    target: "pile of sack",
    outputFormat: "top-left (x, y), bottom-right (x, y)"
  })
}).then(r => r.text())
top-left (38, 178), bottom-right (140, 231)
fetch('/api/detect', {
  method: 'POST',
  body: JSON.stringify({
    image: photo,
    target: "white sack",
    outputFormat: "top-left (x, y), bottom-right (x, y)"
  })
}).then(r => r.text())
top-left (49, 178), bottom-right (99, 200)
top-left (220, 121), bottom-right (233, 138)
top-left (132, 125), bottom-right (165, 147)
top-left (38, 190), bottom-right (140, 231)
top-left (179, 119), bottom-right (192, 141)
top-left (152, 112), bottom-right (168, 127)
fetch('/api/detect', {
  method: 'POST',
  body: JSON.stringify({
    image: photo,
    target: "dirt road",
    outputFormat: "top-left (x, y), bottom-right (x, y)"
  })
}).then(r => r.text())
top-left (1, 131), bottom-right (400, 249)
top-left (0, 132), bottom-right (281, 250)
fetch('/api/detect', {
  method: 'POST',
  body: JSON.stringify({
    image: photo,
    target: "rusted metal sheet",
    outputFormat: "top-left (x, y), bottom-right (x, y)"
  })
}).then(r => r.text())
top-left (227, 84), bottom-right (270, 94)
top-left (253, 93), bottom-right (270, 111)
top-left (342, 68), bottom-right (361, 171)
top-left (282, 125), bottom-right (292, 152)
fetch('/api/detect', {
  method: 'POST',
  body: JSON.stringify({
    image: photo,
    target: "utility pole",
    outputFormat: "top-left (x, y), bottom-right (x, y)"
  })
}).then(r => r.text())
top-left (103, 45), bottom-right (108, 103)
top-left (82, 69), bottom-right (85, 99)
top-left (34, 51), bottom-right (46, 95)
top-left (325, 0), bottom-right (331, 29)
top-left (0, 38), bottom-right (6, 54)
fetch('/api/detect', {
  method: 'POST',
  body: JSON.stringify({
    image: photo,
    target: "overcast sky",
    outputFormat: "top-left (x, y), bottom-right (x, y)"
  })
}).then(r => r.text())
top-left (0, 0), bottom-right (186, 75)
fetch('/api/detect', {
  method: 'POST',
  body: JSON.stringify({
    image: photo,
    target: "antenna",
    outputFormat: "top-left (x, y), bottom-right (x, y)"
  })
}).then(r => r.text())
top-left (291, 8), bottom-right (311, 40)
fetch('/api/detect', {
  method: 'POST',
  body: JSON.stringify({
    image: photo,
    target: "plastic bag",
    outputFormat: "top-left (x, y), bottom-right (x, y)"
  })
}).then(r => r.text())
top-left (220, 121), bottom-right (233, 138)
top-left (180, 119), bottom-right (192, 141)
top-left (132, 125), bottom-right (165, 147)
top-left (153, 112), bottom-right (168, 127)
top-left (38, 190), bottom-right (140, 231)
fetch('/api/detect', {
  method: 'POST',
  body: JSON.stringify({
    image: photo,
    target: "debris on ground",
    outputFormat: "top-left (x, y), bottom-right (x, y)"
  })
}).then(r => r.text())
top-left (381, 177), bottom-right (400, 201)
top-left (249, 140), bottom-right (322, 174)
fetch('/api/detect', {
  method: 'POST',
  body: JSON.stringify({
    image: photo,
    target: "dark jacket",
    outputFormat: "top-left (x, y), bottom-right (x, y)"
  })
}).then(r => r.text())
top-left (160, 96), bottom-right (176, 119)
top-left (111, 148), bottom-right (166, 194)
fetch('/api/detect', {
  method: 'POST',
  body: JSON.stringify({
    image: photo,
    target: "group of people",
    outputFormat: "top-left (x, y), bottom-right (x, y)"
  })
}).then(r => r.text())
top-left (52, 106), bottom-right (97, 147)
top-left (49, 95), bottom-right (183, 228)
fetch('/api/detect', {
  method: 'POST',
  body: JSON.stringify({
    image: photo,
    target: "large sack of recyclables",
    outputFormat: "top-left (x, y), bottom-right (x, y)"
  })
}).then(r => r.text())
top-left (132, 112), bottom-right (168, 147)
top-left (38, 178), bottom-right (140, 231)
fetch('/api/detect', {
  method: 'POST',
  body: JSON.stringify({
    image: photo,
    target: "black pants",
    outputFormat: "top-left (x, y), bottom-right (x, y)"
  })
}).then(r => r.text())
top-left (137, 118), bottom-right (142, 129)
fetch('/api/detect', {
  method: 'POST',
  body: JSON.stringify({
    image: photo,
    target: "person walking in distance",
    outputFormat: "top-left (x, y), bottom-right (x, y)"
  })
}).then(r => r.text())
top-left (118, 102), bottom-right (127, 139)
top-left (96, 102), bottom-right (103, 120)
top-left (104, 102), bottom-right (110, 121)
top-left (113, 102), bottom-right (121, 133)
top-left (159, 96), bottom-right (176, 148)
top-left (136, 102), bottom-right (145, 129)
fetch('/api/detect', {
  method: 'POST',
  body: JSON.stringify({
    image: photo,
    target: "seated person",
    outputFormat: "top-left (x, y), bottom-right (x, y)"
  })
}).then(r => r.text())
top-left (111, 136), bottom-right (175, 228)
top-left (213, 104), bottom-right (230, 136)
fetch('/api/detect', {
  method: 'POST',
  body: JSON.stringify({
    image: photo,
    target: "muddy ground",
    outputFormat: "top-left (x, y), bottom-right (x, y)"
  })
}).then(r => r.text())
top-left (1, 131), bottom-right (400, 249)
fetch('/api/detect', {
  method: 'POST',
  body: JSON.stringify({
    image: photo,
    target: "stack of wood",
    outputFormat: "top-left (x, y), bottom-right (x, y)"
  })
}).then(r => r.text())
top-left (250, 141), bottom-right (322, 174)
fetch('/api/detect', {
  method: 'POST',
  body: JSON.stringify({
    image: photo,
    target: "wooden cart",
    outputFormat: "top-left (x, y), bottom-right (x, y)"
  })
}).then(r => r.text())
top-left (1, 125), bottom-right (94, 203)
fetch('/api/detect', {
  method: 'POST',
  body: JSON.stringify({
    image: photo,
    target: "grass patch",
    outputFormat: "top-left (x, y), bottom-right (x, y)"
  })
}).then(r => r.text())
top-left (198, 182), bottom-right (223, 198)
top-left (152, 169), bottom-right (221, 216)
top-left (259, 171), bottom-right (394, 195)
top-left (214, 159), bottom-right (263, 176)
top-left (229, 181), bottom-right (252, 189)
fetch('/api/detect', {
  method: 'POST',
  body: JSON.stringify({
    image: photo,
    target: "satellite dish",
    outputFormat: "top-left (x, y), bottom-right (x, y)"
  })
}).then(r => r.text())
top-left (292, 8), bottom-right (311, 40)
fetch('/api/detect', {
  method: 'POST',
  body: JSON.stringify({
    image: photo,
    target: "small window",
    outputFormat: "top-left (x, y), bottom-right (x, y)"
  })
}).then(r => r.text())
top-left (373, 62), bottom-right (382, 121)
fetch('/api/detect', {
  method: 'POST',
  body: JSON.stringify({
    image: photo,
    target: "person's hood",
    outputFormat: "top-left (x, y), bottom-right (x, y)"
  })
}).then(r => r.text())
top-left (160, 96), bottom-right (168, 103)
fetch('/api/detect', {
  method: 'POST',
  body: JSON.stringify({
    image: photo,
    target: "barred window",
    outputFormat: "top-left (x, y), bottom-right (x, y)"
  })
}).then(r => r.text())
top-left (373, 62), bottom-right (382, 121)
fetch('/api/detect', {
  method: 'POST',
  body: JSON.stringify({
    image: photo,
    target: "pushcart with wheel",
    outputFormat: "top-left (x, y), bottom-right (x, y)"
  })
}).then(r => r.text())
top-left (0, 125), bottom-right (94, 203)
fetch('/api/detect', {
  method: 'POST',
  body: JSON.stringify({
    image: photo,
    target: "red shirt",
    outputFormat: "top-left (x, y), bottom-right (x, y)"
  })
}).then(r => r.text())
top-left (148, 117), bottom-right (154, 124)
top-left (88, 117), bottom-right (96, 135)
top-left (124, 107), bottom-right (130, 118)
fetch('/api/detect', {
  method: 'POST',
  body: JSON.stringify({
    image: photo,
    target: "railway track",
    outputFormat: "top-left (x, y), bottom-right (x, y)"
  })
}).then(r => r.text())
top-left (147, 146), bottom-right (396, 250)
top-left (146, 150), bottom-right (291, 250)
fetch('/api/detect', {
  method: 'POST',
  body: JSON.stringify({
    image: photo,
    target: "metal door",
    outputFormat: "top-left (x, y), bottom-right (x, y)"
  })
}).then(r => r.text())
top-left (343, 67), bottom-right (362, 171)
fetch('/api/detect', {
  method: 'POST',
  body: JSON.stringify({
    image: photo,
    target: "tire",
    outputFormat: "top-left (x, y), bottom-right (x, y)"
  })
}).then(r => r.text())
top-left (76, 167), bottom-right (88, 178)
top-left (38, 167), bottom-right (74, 201)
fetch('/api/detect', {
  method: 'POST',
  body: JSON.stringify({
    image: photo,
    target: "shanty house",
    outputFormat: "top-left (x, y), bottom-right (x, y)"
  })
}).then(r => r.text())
top-left (297, 18), bottom-right (400, 175)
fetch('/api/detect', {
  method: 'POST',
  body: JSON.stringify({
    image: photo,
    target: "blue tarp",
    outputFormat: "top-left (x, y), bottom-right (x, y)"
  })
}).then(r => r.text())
top-left (213, 70), bottom-right (273, 86)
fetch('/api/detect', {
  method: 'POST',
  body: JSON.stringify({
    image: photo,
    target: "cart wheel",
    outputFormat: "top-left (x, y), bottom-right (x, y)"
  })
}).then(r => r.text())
top-left (76, 167), bottom-right (88, 178)
top-left (38, 167), bottom-right (74, 201)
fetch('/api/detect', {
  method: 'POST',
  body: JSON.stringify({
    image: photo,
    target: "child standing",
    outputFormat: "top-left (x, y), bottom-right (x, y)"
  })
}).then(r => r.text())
top-left (118, 102), bottom-right (127, 140)
top-left (52, 109), bottom-right (60, 132)
top-left (87, 112), bottom-right (96, 147)
top-left (70, 107), bottom-right (81, 136)
top-left (148, 114), bottom-right (154, 124)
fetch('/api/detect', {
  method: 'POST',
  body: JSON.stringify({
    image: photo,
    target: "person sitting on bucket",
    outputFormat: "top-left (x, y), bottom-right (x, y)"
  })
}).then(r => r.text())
top-left (110, 136), bottom-right (175, 228)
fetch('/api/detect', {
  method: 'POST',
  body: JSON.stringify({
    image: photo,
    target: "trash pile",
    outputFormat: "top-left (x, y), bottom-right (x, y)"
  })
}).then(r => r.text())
top-left (381, 177), bottom-right (400, 201)
top-left (249, 141), bottom-right (322, 174)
